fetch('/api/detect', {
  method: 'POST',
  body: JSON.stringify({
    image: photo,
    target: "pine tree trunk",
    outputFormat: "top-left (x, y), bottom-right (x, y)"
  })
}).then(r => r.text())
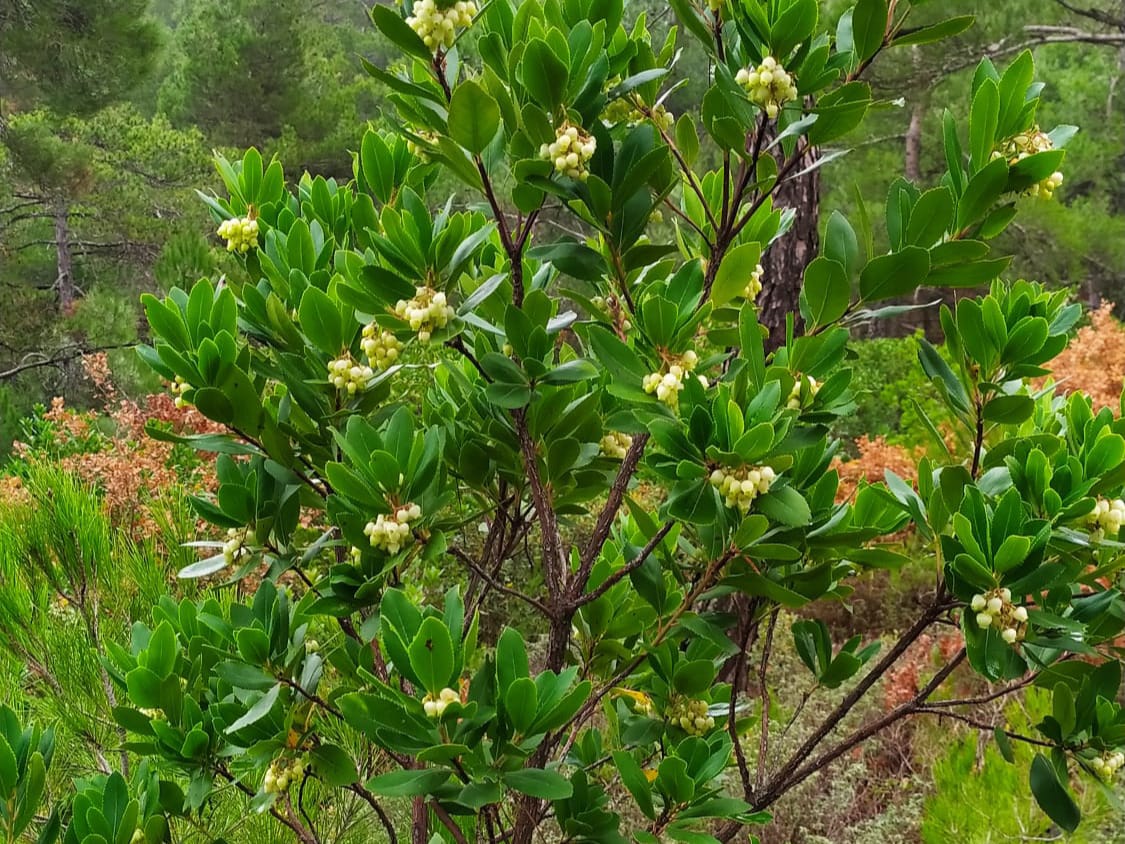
top-left (54, 203), bottom-right (76, 311)
top-left (758, 145), bottom-right (820, 352)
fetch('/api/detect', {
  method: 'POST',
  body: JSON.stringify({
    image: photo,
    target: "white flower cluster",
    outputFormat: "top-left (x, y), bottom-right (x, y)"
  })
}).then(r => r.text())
top-left (971, 588), bottom-right (1028, 645)
top-left (263, 757), bottom-right (306, 794)
top-left (642, 350), bottom-right (700, 408)
top-left (422, 687), bottom-right (460, 718)
top-left (223, 527), bottom-right (251, 566)
top-left (364, 503), bottom-right (422, 555)
top-left (744, 263), bottom-right (765, 302)
top-left (361, 323), bottom-right (403, 371)
top-left (540, 123), bottom-right (596, 181)
top-left (995, 127), bottom-right (1065, 200)
top-left (406, 0), bottom-right (478, 51)
top-left (217, 216), bottom-right (259, 253)
top-left (169, 375), bottom-right (191, 409)
top-left (1087, 497), bottom-right (1125, 541)
top-left (600, 432), bottom-right (634, 459)
top-left (328, 353), bottom-right (374, 395)
top-left (394, 286), bottom-right (454, 343)
top-left (709, 464), bottom-right (776, 514)
top-left (736, 56), bottom-right (799, 119)
top-left (667, 698), bottom-right (714, 736)
top-left (786, 374), bottom-right (821, 410)
top-left (1093, 752), bottom-right (1125, 781)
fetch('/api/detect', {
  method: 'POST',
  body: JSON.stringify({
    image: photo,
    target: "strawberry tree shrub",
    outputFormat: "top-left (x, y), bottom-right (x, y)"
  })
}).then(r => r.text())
top-left (125, 0), bottom-right (1120, 841)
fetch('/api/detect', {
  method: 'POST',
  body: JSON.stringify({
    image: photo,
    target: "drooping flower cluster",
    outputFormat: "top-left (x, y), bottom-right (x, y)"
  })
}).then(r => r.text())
top-left (994, 127), bottom-right (1065, 199)
top-left (361, 323), bottom-right (403, 371)
top-left (709, 464), bottom-right (777, 513)
top-left (406, 0), bottom-right (478, 51)
top-left (971, 588), bottom-right (1029, 644)
top-left (223, 527), bottom-right (251, 566)
top-left (786, 374), bottom-right (821, 410)
top-left (365, 503), bottom-right (422, 554)
top-left (170, 375), bottom-right (191, 409)
top-left (736, 56), bottom-right (799, 119)
top-left (744, 263), bottom-right (765, 302)
top-left (394, 286), bottom-right (455, 343)
top-left (328, 353), bottom-right (375, 394)
top-left (406, 128), bottom-right (440, 162)
top-left (422, 687), bottom-right (460, 718)
top-left (263, 757), bottom-right (306, 794)
top-left (1086, 496), bottom-right (1125, 541)
top-left (599, 432), bottom-right (633, 459)
top-left (667, 698), bottom-right (715, 736)
top-left (1093, 752), bottom-right (1125, 781)
top-left (216, 216), bottom-right (259, 253)
top-left (540, 123), bottom-right (596, 181)
top-left (642, 350), bottom-right (700, 408)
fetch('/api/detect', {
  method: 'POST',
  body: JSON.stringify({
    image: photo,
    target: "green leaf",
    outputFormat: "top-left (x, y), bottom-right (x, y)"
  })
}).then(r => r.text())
top-left (958, 157), bottom-right (1010, 230)
top-left (310, 745), bottom-right (359, 787)
top-left (800, 256), bottom-right (850, 329)
top-left (711, 242), bottom-right (762, 307)
top-left (409, 617), bottom-right (455, 695)
top-left (448, 80), bottom-right (501, 154)
top-left (994, 728), bottom-right (1015, 763)
top-left (982, 395), bottom-right (1034, 425)
top-left (522, 39), bottom-right (568, 109)
top-left (851, 0), bottom-right (888, 63)
top-left (298, 286), bottom-right (343, 355)
top-left (503, 769), bottom-right (573, 800)
top-left (368, 768), bottom-right (450, 798)
top-left (892, 16), bottom-right (974, 47)
top-left (672, 660), bottom-right (717, 697)
top-left (370, 5), bottom-right (431, 60)
top-left (225, 683), bottom-right (281, 734)
top-left (858, 246), bottom-right (931, 303)
top-left (1029, 754), bottom-right (1080, 832)
top-left (969, 79), bottom-right (999, 173)
top-left (505, 678), bottom-right (538, 734)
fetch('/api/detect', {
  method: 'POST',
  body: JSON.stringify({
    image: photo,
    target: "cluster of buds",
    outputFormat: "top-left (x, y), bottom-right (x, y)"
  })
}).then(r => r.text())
top-left (422, 687), bottom-right (460, 718)
top-left (591, 294), bottom-right (632, 334)
top-left (667, 698), bottom-right (715, 736)
top-left (786, 374), bottom-right (821, 410)
top-left (1086, 497), bottom-right (1125, 541)
top-left (130, 828), bottom-right (145, 844)
top-left (603, 97), bottom-right (674, 131)
top-left (642, 350), bottom-right (700, 408)
top-left (406, 0), bottom-right (478, 51)
top-left (364, 503), bottom-right (422, 555)
top-left (217, 216), bottom-right (259, 253)
top-left (170, 375), bottom-right (191, 409)
top-left (994, 127), bottom-right (1065, 199)
top-left (263, 757), bottom-right (306, 794)
top-left (971, 588), bottom-right (1028, 644)
top-left (617, 688), bottom-right (656, 718)
top-left (361, 323), bottom-right (403, 371)
top-left (599, 432), bottom-right (633, 459)
top-left (736, 56), bottom-right (799, 119)
top-left (394, 286), bottom-right (454, 343)
top-left (138, 707), bottom-right (165, 721)
top-left (223, 527), bottom-right (251, 566)
top-left (406, 129), bottom-right (440, 162)
top-left (1093, 752), bottom-right (1125, 781)
top-left (744, 263), bottom-right (765, 302)
top-left (48, 595), bottom-right (76, 621)
top-left (709, 465), bottom-right (776, 514)
top-left (540, 123), bottom-right (596, 181)
top-left (328, 353), bottom-right (374, 394)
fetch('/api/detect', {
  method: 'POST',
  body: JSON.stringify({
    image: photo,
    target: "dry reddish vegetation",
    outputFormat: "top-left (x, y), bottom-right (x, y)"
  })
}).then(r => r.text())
top-left (4, 355), bottom-right (222, 537)
top-left (1044, 302), bottom-right (1125, 411)
top-left (832, 435), bottom-right (920, 503)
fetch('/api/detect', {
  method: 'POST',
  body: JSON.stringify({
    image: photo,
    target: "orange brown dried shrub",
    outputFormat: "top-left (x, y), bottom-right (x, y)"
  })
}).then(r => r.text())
top-left (832, 435), bottom-right (921, 503)
top-left (5, 358), bottom-right (226, 539)
top-left (882, 630), bottom-right (965, 711)
top-left (1042, 302), bottom-right (1125, 412)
